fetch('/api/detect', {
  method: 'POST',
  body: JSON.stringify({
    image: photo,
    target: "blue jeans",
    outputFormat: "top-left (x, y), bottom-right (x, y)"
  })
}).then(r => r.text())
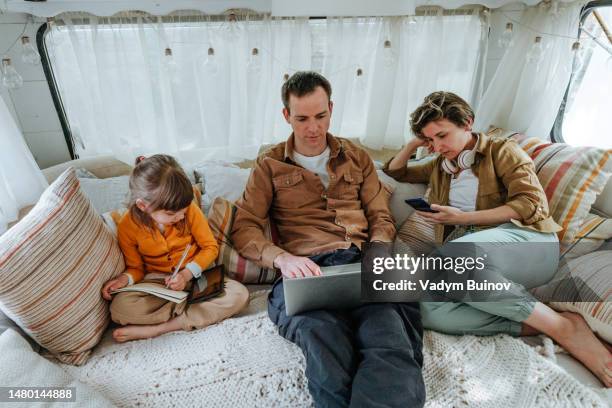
top-left (268, 246), bottom-right (425, 408)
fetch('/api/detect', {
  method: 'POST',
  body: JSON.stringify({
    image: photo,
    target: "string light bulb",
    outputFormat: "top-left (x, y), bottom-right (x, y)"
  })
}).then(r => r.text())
top-left (202, 47), bottom-right (219, 76)
top-left (526, 36), bottom-right (544, 68)
top-left (355, 67), bottom-right (367, 91)
top-left (498, 23), bottom-right (514, 48)
top-left (162, 47), bottom-right (180, 84)
top-left (481, 7), bottom-right (491, 30)
top-left (224, 13), bottom-right (242, 40)
top-left (405, 15), bottom-right (418, 35)
top-left (45, 17), bottom-right (64, 47)
top-left (1, 58), bottom-right (23, 89)
top-left (570, 41), bottom-right (584, 74)
top-left (20, 36), bottom-right (40, 65)
top-left (247, 47), bottom-right (261, 74)
top-left (382, 39), bottom-right (396, 67)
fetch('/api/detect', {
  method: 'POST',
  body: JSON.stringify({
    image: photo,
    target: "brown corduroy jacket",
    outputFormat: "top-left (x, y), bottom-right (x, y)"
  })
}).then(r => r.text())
top-left (231, 133), bottom-right (395, 268)
top-left (383, 133), bottom-right (562, 243)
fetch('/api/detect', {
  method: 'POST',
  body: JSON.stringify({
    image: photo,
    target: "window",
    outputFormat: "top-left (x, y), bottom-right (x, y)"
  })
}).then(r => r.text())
top-left (41, 10), bottom-right (485, 163)
top-left (556, 3), bottom-right (612, 149)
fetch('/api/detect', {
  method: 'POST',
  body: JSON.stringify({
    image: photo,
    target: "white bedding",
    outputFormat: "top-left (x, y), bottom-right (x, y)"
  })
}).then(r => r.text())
top-left (1, 291), bottom-right (608, 407)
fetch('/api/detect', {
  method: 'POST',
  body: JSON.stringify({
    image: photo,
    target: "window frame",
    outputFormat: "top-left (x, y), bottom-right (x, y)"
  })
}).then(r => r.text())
top-left (551, 0), bottom-right (612, 143)
top-left (36, 22), bottom-right (77, 160)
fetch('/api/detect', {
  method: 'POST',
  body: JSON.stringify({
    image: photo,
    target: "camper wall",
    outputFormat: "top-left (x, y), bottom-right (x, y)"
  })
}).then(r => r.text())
top-left (0, 12), bottom-right (71, 168)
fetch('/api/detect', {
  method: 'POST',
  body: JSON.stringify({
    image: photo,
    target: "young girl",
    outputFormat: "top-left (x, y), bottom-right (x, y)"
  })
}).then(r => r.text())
top-left (101, 154), bottom-right (249, 342)
top-left (384, 91), bottom-right (611, 387)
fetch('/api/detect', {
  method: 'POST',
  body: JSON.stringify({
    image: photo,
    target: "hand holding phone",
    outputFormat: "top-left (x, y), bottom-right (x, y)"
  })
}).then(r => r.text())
top-left (405, 198), bottom-right (439, 213)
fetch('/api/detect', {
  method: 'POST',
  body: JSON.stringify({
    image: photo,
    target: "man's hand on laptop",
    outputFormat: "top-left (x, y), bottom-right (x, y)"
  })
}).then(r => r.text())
top-left (274, 253), bottom-right (322, 278)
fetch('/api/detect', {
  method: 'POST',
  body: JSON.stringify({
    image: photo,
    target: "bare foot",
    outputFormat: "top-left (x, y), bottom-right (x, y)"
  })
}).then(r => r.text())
top-left (555, 312), bottom-right (612, 388)
top-left (112, 325), bottom-right (163, 342)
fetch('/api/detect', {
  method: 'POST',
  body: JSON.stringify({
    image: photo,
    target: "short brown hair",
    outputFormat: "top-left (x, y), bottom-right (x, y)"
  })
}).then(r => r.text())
top-left (128, 154), bottom-right (193, 235)
top-left (410, 91), bottom-right (474, 138)
top-left (281, 71), bottom-right (332, 111)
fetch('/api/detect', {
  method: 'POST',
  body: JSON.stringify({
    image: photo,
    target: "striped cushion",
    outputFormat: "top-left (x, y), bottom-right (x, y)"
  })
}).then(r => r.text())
top-left (396, 212), bottom-right (436, 256)
top-left (207, 197), bottom-right (279, 284)
top-left (561, 213), bottom-right (612, 259)
top-left (0, 168), bottom-right (125, 365)
top-left (545, 251), bottom-right (611, 343)
top-left (510, 134), bottom-right (612, 245)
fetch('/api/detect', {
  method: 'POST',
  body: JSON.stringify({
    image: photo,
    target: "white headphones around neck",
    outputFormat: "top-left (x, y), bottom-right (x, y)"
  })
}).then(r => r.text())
top-left (440, 134), bottom-right (479, 175)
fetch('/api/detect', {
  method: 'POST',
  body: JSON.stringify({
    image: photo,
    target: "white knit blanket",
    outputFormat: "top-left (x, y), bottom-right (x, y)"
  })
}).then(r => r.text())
top-left (60, 291), bottom-right (606, 407)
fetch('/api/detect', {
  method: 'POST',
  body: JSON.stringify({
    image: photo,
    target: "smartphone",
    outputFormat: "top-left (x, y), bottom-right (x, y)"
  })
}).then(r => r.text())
top-left (405, 198), bottom-right (439, 213)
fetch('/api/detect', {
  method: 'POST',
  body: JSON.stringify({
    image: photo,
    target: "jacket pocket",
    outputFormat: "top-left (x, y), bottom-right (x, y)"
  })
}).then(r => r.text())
top-left (272, 172), bottom-right (306, 208)
top-left (342, 170), bottom-right (364, 200)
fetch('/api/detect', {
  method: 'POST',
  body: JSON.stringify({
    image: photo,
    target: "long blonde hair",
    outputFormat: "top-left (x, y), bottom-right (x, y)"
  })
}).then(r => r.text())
top-left (127, 154), bottom-right (193, 235)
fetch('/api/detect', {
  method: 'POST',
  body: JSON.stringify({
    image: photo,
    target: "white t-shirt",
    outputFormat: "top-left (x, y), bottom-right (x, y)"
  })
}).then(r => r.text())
top-left (293, 147), bottom-right (331, 189)
top-left (449, 168), bottom-right (479, 212)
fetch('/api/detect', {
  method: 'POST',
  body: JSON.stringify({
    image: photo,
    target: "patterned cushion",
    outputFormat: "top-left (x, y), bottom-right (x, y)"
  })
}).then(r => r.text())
top-left (510, 134), bottom-right (612, 245)
top-left (0, 168), bottom-right (125, 365)
top-left (561, 214), bottom-right (612, 259)
top-left (538, 251), bottom-right (612, 343)
top-left (207, 197), bottom-right (279, 284)
top-left (396, 212), bottom-right (436, 256)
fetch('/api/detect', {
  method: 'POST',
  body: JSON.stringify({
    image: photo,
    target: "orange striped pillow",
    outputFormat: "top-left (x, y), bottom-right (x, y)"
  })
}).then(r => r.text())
top-left (511, 135), bottom-right (612, 245)
top-left (207, 197), bottom-right (279, 284)
top-left (561, 214), bottom-right (612, 259)
top-left (0, 168), bottom-right (125, 365)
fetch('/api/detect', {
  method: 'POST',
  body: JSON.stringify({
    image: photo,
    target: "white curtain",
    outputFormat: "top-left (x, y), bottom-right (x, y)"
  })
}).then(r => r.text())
top-left (48, 16), bottom-right (311, 164)
top-left (474, 1), bottom-right (586, 137)
top-left (321, 11), bottom-right (483, 149)
top-left (47, 11), bottom-right (484, 162)
top-left (0, 98), bottom-right (48, 234)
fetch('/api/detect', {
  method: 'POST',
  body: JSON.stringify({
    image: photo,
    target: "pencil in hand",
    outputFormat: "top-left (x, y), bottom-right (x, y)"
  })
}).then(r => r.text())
top-left (166, 243), bottom-right (192, 289)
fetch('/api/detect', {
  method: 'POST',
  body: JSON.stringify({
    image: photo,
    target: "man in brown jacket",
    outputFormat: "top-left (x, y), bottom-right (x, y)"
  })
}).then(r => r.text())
top-left (231, 71), bottom-right (425, 408)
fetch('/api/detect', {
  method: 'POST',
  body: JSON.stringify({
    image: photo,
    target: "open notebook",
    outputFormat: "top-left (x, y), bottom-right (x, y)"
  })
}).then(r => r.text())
top-left (111, 265), bottom-right (225, 304)
top-left (111, 283), bottom-right (188, 303)
top-left (283, 263), bottom-right (361, 316)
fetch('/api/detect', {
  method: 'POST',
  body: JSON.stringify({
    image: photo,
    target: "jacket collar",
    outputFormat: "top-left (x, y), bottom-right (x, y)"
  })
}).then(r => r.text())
top-left (474, 132), bottom-right (490, 155)
top-left (284, 133), bottom-right (342, 162)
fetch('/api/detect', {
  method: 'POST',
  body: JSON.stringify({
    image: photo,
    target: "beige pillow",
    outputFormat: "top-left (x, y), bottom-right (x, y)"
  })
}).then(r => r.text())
top-left (493, 132), bottom-right (612, 245)
top-left (534, 251), bottom-right (611, 343)
top-left (207, 197), bottom-right (279, 284)
top-left (396, 212), bottom-right (436, 256)
top-left (561, 214), bottom-right (612, 259)
top-left (0, 168), bottom-right (125, 365)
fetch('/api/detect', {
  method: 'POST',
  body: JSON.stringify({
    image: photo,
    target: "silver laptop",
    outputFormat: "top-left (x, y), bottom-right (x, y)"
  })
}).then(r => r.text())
top-left (283, 263), bottom-right (362, 316)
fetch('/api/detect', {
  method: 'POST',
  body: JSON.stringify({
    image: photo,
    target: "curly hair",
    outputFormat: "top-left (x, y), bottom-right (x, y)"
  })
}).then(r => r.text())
top-left (410, 91), bottom-right (474, 138)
